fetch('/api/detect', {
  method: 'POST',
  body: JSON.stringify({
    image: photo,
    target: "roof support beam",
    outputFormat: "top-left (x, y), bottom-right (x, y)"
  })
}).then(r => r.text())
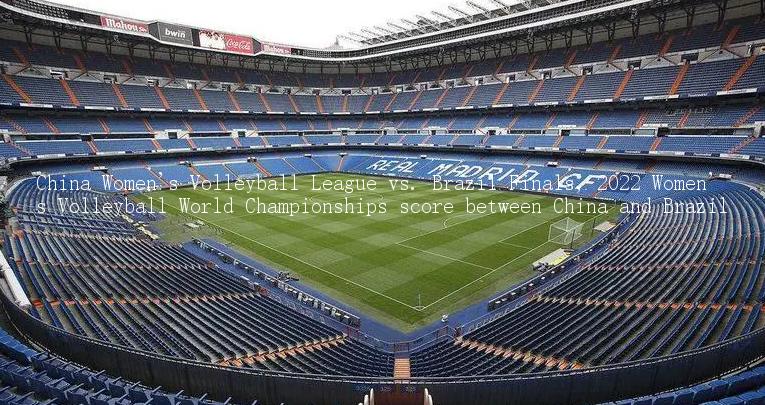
top-left (466, 1), bottom-right (494, 18)
top-left (448, 6), bottom-right (474, 22)
top-left (431, 11), bottom-right (457, 26)
top-left (401, 19), bottom-right (427, 34)
top-left (713, 0), bottom-right (728, 27)
top-left (602, 21), bottom-right (616, 42)
top-left (651, 10), bottom-right (667, 34)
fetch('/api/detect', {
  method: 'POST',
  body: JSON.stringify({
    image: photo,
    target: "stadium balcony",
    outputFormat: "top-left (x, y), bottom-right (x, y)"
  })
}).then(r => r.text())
top-left (1, 103), bottom-right (764, 163)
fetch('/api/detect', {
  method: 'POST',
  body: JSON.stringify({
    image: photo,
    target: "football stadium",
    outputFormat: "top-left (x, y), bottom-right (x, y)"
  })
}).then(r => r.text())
top-left (0, 0), bottom-right (762, 403)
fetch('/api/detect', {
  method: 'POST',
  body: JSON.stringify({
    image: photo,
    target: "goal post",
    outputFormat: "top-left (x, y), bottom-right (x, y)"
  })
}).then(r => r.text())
top-left (548, 217), bottom-right (584, 245)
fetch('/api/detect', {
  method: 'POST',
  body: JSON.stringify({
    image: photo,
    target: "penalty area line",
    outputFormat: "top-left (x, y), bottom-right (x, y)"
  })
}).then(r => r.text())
top-left (395, 243), bottom-right (494, 271)
top-left (420, 241), bottom-right (553, 311)
top-left (396, 212), bottom-right (492, 245)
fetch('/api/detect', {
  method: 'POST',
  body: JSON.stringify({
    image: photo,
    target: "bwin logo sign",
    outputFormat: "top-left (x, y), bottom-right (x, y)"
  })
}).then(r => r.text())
top-left (157, 23), bottom-right (193, 45)
top-left (164, 27), bottom-right (186, 39)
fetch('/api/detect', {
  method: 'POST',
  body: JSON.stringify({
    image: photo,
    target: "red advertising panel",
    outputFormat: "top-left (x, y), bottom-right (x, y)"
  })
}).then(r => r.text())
top-left (261, 42), bottom-right (292, 56)
top-left (198, 30), bottom-right (254, 55)
top-left (100, 15), bottom-right (149, 34)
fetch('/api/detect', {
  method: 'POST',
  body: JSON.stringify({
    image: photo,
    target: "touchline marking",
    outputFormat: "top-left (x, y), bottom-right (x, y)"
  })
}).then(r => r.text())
top-left (161, 201), bottom-right (423, 312)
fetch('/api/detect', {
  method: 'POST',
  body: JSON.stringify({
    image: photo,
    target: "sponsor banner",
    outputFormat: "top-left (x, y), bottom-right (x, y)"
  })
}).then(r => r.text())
top-left (260, 42), bottom-right (292, 55)
top-left (584, 98), bottom-right (613, 104)
top-left (100, 15), bottom-right (149, 34)
top-left (153, 22), bottom-right (193, 46)
top-left (20, 103), bottom-right (53, 109)
top-left (717, 88), bottom-right (757, 96)
top-left (198, 30), bottom-right (254, 54)
top-left (643, 94), bottom-right (679, 101)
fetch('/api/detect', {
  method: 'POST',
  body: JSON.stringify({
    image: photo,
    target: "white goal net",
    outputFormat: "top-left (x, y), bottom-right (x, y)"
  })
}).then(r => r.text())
top-left (548, 217), bottom-right (584, 245)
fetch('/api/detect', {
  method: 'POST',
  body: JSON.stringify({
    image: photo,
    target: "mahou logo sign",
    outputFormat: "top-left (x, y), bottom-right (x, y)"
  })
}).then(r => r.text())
top-left (262, 43), bottom-right (292, 56)
top-left (100, 15), bottom-right (149, 34)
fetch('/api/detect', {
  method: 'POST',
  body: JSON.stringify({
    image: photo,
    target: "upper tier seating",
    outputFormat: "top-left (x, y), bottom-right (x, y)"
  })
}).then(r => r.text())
top-left (1, 54), bottom-right (761, 113)
top-left (0, 16), bottom-right (761, 116)
top-left (0, 17), bottom-right (758, 97)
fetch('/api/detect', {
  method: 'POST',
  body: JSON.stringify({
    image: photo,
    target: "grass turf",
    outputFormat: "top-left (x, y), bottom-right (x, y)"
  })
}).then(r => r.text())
top-left (139, 173), bottom-right (618, 332)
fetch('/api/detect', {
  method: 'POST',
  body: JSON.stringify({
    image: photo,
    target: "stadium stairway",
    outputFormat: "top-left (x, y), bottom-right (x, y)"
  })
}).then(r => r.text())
top-left (394, 355), bottom-right (412, 380)
top-left (614, 69), bottom-right (634, 99)
top-left (364, 94), bottom-right (377, 112)
top-left (493, 82), bottom-right (510, 105)
top-left (408, 91), bottom-right (423, 110)
top-left (153, 87), bottom-right (171, 110)
top-left (2, 74), bottom-right (32, 103)
top-left (728, 136), bottom-right (756, 154)
top-left (2, 116), bottom-right (27, 134)
top-left (587, 112), bottom-right (601, 130)
top-left (724, 54), bottom-right (758, 91)
top-left (636, 111), bottom-right (649, 128)
top-left (254, 161), bottom-right (272, 177)
top-left (257, 93), bottom-right (271, 112)
top-left (227, 92), bottom-right (242, 111)
top-left (568, 75), bottom-right (586, 102)
top-left (649, 137), bottom-right (663, 151)
top-left (193, 89), bottom-right (209, 110)
top-left (150, 138), bottom-right (162, 150)
top-left (461, 85), bottom-right (478, 107)
top-left (528, 79), bottom-right (545, 103)
top-left (41, 117), bottom-right (58, 134)
top-left (58, 79), bottom-right (79, 106)
top-left (669, 62), bottom-right (690, 96)
top-left (736, 106), bottom-right (762, 127)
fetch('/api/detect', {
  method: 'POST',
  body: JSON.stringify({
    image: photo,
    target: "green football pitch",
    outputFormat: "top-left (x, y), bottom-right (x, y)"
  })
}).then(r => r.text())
top-left (138, 172), bottom-right (619, 332)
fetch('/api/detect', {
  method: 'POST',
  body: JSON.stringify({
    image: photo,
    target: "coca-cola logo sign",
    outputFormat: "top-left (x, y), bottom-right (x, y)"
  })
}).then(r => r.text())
top-left (261, 43), bottom-right (292, 56)
top-left (198, 30), bottom-right (254, 55)
top-left (100, 15), bottom-right (149, 34)
top-left (224, 35), bottom-right (254, 54)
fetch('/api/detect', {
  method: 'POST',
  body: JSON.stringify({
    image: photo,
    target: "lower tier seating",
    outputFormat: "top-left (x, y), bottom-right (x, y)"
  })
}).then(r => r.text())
top-left (4, 179), bottom-right (394, 377)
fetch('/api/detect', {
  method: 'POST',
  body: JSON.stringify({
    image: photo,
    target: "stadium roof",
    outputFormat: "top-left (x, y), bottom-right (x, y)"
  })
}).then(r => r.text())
top-left (0, 0), bottom-right (755, 69)
top-left (338, 0), bottom-right (571, 47)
